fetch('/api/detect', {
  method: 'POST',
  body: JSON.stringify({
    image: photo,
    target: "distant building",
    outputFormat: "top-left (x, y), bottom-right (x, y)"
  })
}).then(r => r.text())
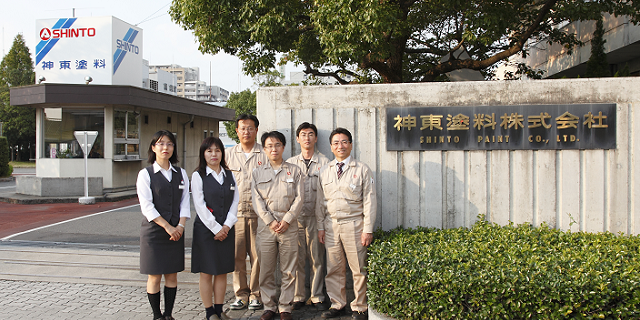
top-left (281, 71), bottom-right (355, 86)
top-left (143, 59), bottom-right (177, 95)
top-left (521, 14), bottom-right (640, 78)
top-left (149, 64), bottom-right (200, 97)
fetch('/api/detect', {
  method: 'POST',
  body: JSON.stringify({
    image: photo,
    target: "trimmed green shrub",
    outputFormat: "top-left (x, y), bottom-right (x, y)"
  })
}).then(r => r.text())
top-left (368, 218), bottom-right (640, 319)
top-left (0, 136), bottom-right (11, 177)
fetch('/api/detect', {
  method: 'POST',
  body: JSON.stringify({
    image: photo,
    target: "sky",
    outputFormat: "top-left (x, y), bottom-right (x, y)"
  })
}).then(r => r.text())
top-left (0, 0), bottom-right (299, 93)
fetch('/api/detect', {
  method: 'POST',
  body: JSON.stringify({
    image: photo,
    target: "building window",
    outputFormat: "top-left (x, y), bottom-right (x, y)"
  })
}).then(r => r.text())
top-left (43, 108), bottom-right (104, 158)
top-left (114, 110), bottom-right (140, 160)
top-left (164, 83), bottom-right (168, 91)
top-left (150, 79), bottom-right (158, 91)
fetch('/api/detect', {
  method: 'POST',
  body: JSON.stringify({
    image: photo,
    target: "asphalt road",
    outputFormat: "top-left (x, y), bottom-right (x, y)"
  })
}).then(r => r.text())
top-left (5, 199), bottom-right (196, 248)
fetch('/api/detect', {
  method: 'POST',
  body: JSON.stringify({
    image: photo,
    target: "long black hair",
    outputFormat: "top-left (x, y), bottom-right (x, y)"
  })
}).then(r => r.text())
top-left (196, 136), bottom-right (228, 176)
top-left (147, 130), bottom-right (179, 164)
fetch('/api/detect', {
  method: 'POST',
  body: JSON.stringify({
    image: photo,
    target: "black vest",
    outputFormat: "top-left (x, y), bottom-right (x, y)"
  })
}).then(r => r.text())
top-left (199, 168), bottom-right (235, 225)
top-left (146, 166), bottom-right (183, 226)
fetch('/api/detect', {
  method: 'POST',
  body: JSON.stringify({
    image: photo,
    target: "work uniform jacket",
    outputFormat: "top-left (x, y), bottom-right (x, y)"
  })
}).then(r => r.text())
top-left (316, 158), bottom-right (377, 234)
top-left (285, 152), bottom-right (329, 217)
top-left (251, 161), bottom-right (305, 226)
top-left (226, 143), bottom-right (268, 218)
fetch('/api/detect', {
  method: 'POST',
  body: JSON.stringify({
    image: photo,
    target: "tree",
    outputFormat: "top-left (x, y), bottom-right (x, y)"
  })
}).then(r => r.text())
top-left (169, 0), bottom-right (639, 84)
top-left (0, 136), bottom-right (11, 177)
top-left (585, 17), bottom-right (610, 78)
top-left (223, 90), bottom-right (257, 143)
top-left (0, 34), bottom-right (35, 161)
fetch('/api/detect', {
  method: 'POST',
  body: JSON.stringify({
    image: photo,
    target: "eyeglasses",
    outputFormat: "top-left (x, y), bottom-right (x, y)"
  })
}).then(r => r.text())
top-left (238, 127), bottom-right (256, 133)
top-left (155, 142), bottom-right (174, 147)
top-left (331, 140), bottom-right (351, 147)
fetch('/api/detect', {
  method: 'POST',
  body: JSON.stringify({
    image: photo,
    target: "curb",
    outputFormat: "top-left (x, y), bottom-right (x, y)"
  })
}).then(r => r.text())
top-left (0, 176), bottom-right (15, 182)
top-left (0, 192), bottom-right (137, 204)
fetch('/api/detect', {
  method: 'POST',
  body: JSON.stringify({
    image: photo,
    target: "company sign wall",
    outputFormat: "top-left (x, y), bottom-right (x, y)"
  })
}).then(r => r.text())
top-left (35, 16), bottom-right (143, 87)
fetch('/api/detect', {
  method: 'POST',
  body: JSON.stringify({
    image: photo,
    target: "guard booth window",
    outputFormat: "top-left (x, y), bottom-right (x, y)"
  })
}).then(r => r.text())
top-left (43, 108), bottom-right (104, 158)
top-left (114, 110), bottom-right (140, 160)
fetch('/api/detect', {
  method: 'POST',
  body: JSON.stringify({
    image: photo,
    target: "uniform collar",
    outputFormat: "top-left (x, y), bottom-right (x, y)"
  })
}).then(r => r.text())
top-left (206, 166), bottom-right (226, 177)
top-left (333, 156), bottom-right (351, 167)
top-left (235, 142), bottom-right (263, 153)
top-left (153, 162), bottom-right (177, 173)
top-left (296, 151), bottom-right (319, 163)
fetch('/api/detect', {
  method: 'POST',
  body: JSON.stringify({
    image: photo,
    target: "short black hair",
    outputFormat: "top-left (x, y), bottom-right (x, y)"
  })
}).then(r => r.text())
top-left (236, 114), bottom-right (259, 128)
top-left (296, 122), bottom-right (318, 137)
top-left (261, 131), bottom-right (286, 147)
top-left (329, 127), bottom-right (352, 144)
top-left (147, 130), bottom-right (179, 164)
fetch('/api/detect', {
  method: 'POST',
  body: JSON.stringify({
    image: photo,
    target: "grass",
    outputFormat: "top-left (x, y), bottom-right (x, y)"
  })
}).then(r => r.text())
top-left (9, 161), bottom-right (36, 168)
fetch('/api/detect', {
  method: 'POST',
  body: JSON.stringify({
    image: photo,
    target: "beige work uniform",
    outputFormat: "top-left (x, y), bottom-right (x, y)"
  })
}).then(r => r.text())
top-left (285, 152), bottom-right (329, 304)
top-left (226, 143), bottom-right (268, 301)
top-left (316, 158), bottom-right (376, 312)
top-left (252, 161), bottom-right (304, 313)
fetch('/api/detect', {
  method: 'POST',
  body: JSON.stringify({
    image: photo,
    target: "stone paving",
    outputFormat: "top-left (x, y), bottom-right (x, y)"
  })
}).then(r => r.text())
top-left (1, 279), bottom-right (356, 320)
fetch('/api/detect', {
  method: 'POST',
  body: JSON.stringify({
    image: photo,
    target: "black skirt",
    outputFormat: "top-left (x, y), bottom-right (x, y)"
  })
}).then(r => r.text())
top-left (191, 215), bottom-right (235, 275)
top-left (140, 218), bottom-right (185, 275)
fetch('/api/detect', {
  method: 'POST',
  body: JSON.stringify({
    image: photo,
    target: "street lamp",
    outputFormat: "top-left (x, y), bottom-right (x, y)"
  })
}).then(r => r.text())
top-left (85, 76), bottom-right (93, 85)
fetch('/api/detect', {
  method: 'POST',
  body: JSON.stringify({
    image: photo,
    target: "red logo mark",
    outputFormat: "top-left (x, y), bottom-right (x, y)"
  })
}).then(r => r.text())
top-left (287, 172), bottom-right (291, 175)
top-left (40, 28), bottom-right (51, 41)
top-left (353, 175), bottom-right (357, 178)
top-left (258, 161), bottom-right (262, 165)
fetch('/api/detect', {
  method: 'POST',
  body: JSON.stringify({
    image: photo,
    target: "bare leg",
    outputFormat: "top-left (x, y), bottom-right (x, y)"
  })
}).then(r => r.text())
top-left (147, 274), bottom-right (162, 293)
top-left (213, 274), bottom-right (228, 304)
top-left (200, 273), bottom-right (214, 308)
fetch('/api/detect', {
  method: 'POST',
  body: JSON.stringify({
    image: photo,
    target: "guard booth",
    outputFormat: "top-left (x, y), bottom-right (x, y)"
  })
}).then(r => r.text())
top-left (9, 83), bottom-right (235, 197)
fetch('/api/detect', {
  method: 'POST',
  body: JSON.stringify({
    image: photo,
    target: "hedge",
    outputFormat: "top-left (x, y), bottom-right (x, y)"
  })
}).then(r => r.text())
top-left (368, 217), bottom-right (640, 319)
top-left (0, 136), bottom-right (12, 177)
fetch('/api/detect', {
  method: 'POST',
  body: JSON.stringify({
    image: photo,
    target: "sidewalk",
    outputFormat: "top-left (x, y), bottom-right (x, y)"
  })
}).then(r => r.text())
top-left (0, 240), bottom-right (356, 320)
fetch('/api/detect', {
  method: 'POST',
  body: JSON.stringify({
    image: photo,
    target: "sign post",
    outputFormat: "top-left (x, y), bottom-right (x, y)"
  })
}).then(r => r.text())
top-left (74, 131), bottom-right (98, 204)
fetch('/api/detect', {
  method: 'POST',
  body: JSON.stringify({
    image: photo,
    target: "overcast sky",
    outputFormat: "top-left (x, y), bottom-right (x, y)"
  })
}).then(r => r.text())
top-left (0, 0), bottom-right (299, 93)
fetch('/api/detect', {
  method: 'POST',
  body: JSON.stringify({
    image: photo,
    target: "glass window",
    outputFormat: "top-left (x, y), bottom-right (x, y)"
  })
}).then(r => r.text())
top-left (114, 110), bottom-right (140, 160)
top-left (43, 108), bottom-right (104, 158)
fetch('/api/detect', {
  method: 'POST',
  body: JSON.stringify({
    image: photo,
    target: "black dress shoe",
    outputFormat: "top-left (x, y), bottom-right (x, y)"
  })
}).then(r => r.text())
top-left (352, 310), bottom-right (368, 320)
top-left (322, 308), bottom-right (344, 318)
top-left (292, 301), bottom-right (305, 310)
top-left (313, 302), bottom-right (329, 310)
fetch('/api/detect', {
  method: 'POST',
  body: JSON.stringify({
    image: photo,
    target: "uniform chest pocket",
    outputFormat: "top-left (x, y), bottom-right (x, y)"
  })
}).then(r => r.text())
top-left (255, 177), bottom-right (272, 196)
top-left (345, 178), bottom-right (363, 200)
top-left (281, 177), bottom-right (296, 198)
top-left (309, 172), bottom-right (319, 191)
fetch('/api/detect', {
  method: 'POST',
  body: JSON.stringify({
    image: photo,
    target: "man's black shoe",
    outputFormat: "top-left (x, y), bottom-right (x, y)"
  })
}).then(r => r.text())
top-left (352, 310), bottom-right (368, 320)
top-left (292, 301), bottom-right (305, 310)
top-left (322, 308), bottom-right (344, 318)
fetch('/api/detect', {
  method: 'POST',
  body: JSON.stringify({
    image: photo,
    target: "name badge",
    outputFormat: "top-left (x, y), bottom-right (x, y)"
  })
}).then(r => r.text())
top-left (179, 184), bottom-right (186, 190)
top-left (286, 178), bottom-right (294, 183)
top-left (230, 185), bottom-right (235, 191)
top-left (349, 184), bottom-right (357, 191)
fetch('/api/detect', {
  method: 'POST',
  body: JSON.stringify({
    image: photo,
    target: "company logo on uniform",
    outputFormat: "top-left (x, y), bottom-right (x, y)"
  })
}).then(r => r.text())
top-left (113, 28), bottom-right (139, 75)
top-left (36, 18), bottom-right (96, 65)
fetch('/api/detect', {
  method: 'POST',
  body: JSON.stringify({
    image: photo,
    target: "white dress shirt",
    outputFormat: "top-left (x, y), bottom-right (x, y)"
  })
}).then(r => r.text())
top-left (337, 156), bottom-right (351, 174)
top-left (136, 162), bottom-right (191, 222)
top-left (191, 166), bottom-right (239, 235)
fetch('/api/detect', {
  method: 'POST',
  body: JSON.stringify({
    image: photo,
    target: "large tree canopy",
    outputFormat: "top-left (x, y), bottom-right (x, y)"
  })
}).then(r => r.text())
top-left (0, 34), bottom-right (36, 161)
top-left (170, 0), bottom-right (639, 83)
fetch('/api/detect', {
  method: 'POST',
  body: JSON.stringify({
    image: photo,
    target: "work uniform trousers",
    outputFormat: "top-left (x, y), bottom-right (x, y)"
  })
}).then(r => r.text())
top-left (233, 216), bottom-right (261, 301)
top-left (257, 219), bottom-right (299, 313)
top-left (294, 215), bottom-right (325, 303)
top-left (324, 218), bottom-right (368, 312)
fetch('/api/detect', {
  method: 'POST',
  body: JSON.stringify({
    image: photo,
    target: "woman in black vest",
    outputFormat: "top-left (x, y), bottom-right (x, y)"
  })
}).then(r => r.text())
top-left (191, 137), bottom-right (238, 320)
top-left (136, 130), bottom-right (190, 320)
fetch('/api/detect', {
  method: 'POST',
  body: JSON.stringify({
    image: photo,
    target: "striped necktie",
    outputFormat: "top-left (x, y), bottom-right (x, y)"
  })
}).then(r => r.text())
top-left (337, 162), bottom-right (345, 179)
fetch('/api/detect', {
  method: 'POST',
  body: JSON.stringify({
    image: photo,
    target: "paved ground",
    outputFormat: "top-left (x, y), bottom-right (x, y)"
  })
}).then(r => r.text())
top-left (0, 182), bottom-right (358, 320)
